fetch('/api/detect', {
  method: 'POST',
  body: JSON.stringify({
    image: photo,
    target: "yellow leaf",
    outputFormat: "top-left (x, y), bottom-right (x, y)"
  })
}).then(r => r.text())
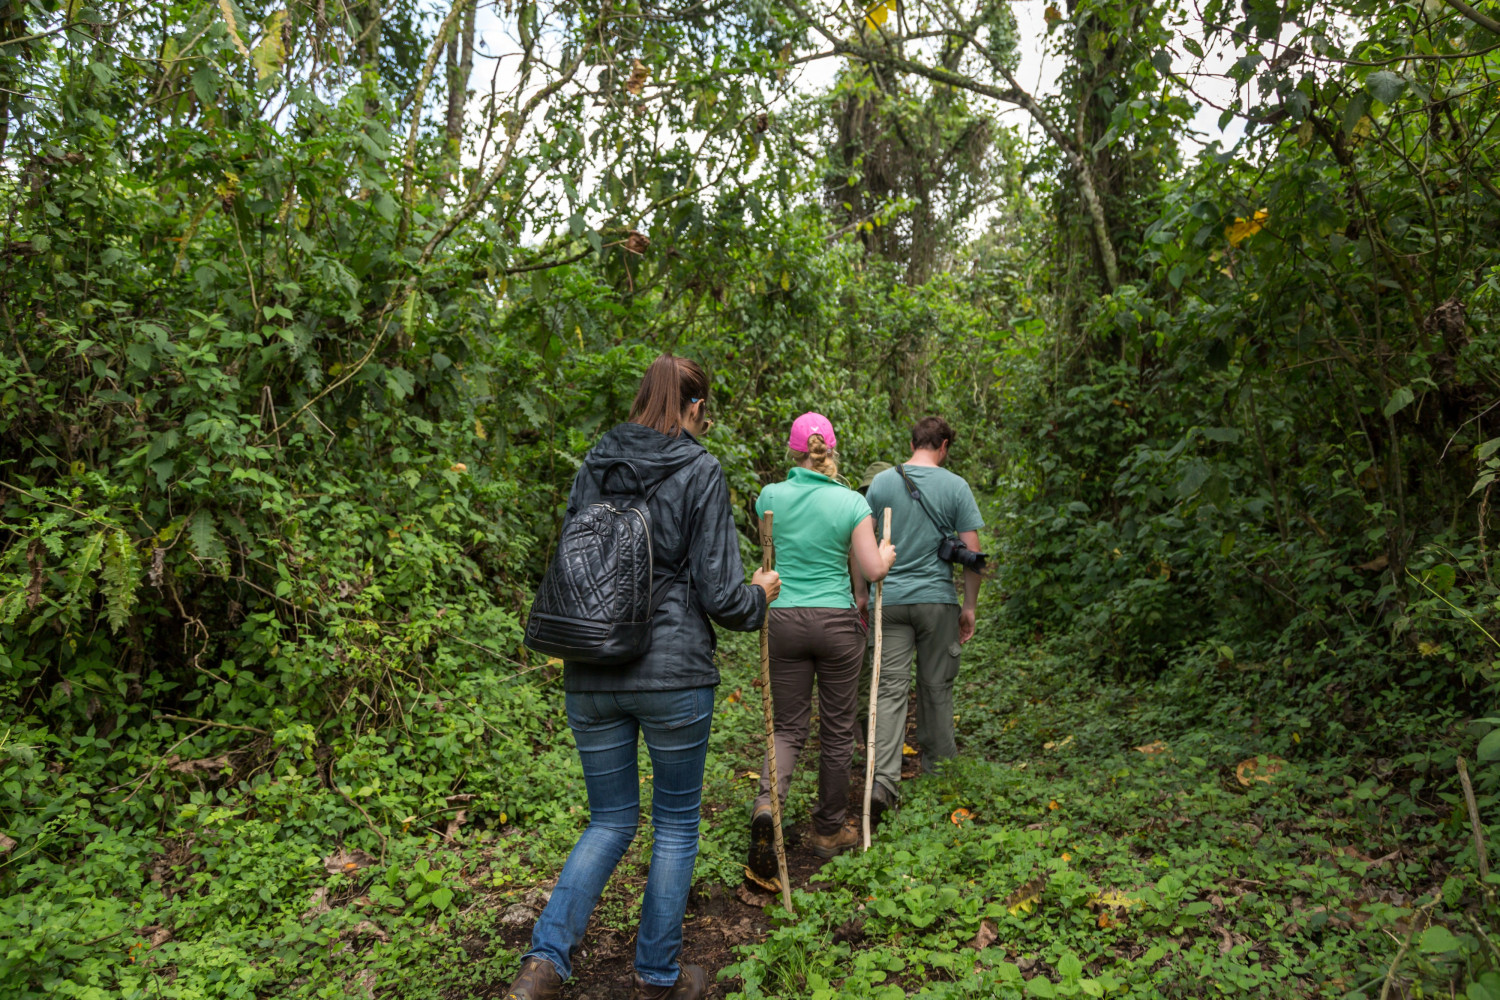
top-left (1090, 889), bottom-right (1141, 909)
top-left (1225, 209), bottom-right (1268, 246)
top-left (1042, 735), bottom-right (1073, 751)
top-left (474, 418), bottom-right (487, 440)
top-left (950, 807), bottom-right (972, 825)
top-left (1047, 799), bottom-right (1060, 811)
top-left (902, 743), bottom-right (918, 756)
top-left (1351, 114), bottom-right (1374, 145)
top-left (218, 0), bottom-right (251, 57)
top-left (449, 463), bottom-right (467, 473)
top-left (864, 0), bottom-right (894, 30)
top-left (1135, 740), bottom-right (1168, 755)
top-left (779, 270), bottom-right (790, 291)
top-left (252, 9), bottom-right (287, 81)
top-left (1235, 755), bottom-right (1286, 786)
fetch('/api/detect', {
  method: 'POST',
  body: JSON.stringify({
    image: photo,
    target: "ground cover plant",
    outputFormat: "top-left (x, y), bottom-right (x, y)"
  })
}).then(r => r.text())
top-left (5, 0), bottom-right (1500, 996)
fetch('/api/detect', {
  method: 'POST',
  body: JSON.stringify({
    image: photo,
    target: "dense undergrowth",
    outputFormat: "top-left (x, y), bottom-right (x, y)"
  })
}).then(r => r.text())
top-left (726, 628), bottom-right (1500, 999)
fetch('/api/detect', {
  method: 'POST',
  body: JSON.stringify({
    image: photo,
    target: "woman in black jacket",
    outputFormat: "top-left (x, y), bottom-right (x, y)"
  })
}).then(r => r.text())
top-left (505, 355), bottom-right (780, 1000)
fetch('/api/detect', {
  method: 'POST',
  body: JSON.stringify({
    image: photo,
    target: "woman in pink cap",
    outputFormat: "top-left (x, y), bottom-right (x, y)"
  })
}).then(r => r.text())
top-left (748, 412), bottom-right (896, 872)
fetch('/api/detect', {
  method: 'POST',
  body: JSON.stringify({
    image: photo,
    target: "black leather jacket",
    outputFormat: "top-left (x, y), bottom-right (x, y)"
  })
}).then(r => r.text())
top-left (561, 422), bottom-right (766, 691)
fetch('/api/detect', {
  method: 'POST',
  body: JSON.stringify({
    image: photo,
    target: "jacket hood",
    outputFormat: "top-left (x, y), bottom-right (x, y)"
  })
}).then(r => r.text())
top-left (582, 421), bottom-right (707, 496)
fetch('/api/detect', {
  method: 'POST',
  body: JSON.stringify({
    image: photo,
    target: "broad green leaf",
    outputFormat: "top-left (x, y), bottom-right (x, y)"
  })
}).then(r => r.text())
top-left (1477, 728), bottom-right (1500, 762)
top-left (1366, 70), bottom-right (1407, 106)
top-left (1418, 925), bottom-right (1462, 953)
top-left (1383, 385), bottom-right (1414, 418)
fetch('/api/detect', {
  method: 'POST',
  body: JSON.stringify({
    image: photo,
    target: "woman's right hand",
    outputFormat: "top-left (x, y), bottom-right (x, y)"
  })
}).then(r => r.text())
top-left (752, 567), bottom-right (781, 603)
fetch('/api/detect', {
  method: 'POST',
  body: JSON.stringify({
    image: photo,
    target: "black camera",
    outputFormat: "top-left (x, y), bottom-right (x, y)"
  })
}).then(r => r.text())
top-left (938, 534), bottom-right (987, 572)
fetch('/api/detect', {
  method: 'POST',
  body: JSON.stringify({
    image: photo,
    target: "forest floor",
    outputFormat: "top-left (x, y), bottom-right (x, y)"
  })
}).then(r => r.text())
top-left (463, 627), bottom-right (1481, 999)
top-left (9, 626), bottom-right (1487, 999)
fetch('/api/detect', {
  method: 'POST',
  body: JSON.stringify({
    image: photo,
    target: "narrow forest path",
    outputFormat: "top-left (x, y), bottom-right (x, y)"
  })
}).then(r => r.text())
top-left (472, 627), bottom-right (1479, 999)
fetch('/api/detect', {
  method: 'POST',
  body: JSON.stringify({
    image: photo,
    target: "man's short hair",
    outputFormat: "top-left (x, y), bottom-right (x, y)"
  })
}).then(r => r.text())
top-left (910, 416), bottom-right (954, 451)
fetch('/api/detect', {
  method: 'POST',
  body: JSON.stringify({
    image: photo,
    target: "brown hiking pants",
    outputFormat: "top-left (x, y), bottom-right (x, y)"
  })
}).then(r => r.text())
top-left (755, 606), bottom-right (865, 835)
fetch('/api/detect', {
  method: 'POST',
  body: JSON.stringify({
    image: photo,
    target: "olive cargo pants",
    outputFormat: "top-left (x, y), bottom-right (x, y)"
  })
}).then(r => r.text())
top-left (864, 602), bottom-right (962, 798)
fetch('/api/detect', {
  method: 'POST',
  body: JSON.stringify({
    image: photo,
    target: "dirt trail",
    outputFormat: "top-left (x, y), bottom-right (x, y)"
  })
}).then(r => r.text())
top-left (488, 704), bottom-right (923, 998)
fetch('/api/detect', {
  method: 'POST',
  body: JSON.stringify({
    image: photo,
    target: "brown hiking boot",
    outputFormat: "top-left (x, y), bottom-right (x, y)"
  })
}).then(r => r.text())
top-left (809, 822), bottom-right (858, 859)
top-left (502, 956), bottom-right (562, 1000)
top-left (631, 963), bottom-right (709, 1000)
top-left (747, 802), bottom-right (777, 880)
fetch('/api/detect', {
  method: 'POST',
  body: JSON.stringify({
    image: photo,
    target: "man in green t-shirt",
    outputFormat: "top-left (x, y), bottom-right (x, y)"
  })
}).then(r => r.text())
top-left (861, 416), bottom-right (983, 823)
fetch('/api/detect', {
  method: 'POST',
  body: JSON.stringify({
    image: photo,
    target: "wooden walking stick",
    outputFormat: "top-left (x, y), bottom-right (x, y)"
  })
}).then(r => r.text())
top-left (862, 507), bottom-right (891, 852)
top-left (758, 512), bottom-right (794, 914)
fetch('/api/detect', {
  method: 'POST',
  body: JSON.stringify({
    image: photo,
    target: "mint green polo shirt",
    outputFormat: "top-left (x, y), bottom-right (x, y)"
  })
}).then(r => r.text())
top-left (755, 467), bottom-right (873, 609)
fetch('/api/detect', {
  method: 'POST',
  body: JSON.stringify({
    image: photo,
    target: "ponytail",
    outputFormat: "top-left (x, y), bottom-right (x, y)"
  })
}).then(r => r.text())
top-left (630, 354), bottom-right (709, 436)
top-left (795, 433), bottom-right (839, 480)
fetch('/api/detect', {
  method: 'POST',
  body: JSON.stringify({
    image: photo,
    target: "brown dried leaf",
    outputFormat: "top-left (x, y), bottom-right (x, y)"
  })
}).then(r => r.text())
top-left (624, 58), bottom-right (649, 96)
top-left (323, 847), bottom-right (378, 876)
top-left (167, 754), bottom-right (230, 773)
top-left (969, 918), bottom-right (999, 950)
top-left (0, 832), bottom-right (15, 854)
top-left (443, 809), bottom-right (467, 842)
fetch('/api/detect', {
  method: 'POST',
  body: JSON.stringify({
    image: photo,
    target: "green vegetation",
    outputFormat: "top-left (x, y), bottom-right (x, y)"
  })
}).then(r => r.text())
top-left (3, 0), bottom-right (1500, 996)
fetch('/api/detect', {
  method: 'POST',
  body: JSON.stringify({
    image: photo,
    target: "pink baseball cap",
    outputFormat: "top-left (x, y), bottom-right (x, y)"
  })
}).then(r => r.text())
top-left (788, 412), bottom-right (836, 452)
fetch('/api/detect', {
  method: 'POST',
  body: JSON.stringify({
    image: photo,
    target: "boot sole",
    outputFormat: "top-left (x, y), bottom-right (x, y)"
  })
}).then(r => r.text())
top-left (748, 810), bottom-right (777, 880)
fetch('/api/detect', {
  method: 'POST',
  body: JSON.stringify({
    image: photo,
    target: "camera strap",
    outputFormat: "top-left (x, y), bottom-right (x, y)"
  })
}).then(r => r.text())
top-left (894, 464), bottom-right (955, 541)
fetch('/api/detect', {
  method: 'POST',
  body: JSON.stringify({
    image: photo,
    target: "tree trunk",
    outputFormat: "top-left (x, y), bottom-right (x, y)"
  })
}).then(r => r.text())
top-left (443, 2), bottom-right (476, 184)
top-left (361, 0), bottom-right (382, 117)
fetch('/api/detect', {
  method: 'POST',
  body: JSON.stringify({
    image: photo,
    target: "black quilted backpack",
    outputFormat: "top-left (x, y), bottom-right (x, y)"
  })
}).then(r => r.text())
top-left (524, 460), bottom-right (664, 666)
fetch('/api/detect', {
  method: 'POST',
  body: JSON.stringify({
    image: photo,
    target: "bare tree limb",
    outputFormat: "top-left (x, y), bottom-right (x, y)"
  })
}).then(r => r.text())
top-left (778, 0), bottom-right (1120, 289)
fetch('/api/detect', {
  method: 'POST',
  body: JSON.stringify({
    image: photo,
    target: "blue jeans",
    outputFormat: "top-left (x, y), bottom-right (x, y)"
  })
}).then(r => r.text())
top-left (526, 686), bottom-right (714, 986)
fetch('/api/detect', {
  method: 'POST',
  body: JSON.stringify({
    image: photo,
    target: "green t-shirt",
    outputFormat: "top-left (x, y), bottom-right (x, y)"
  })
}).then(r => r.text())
top-left (864, 464), bottom-right (984, 606)
top-left (755, 467), bottom-right (873, 609)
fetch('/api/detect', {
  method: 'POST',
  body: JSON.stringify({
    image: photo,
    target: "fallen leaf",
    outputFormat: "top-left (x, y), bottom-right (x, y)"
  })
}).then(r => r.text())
top-left (902, 743), bottom-right (918, 756)
top-left (167, 754), bottom-right (231, 773)
top-left (1042, 735), bottom-right (1074, 751)
top-left (1089, 889), bottom-right (1141, 910)
top-left (301, 886), bottom-right (331, 921)
top-left (443, 809), bottom-right (467, 842)
top-left (735, 882), bottom-right (776, 908)
top-left (1235, 755), bottom-right (1287, 787)
top-left (449, 463), bottom-right (467, 473)
top-left (1047, 799), bottom-right (1060, 811)
top-left (1356, 554), bottom-right (1389, 572)
top-left (951, 807), bottom-right (972, 825)
top-left (348, 920), bottom-right (390, 943)
top-left (0, 832), bottom-right (15, 854)
top-left (323, 848), bottom-right (378, 876)
top-left (742, 865), bottom-right (781, 894)
top-left (1135, 740), bottom-right (1168, 755)
top-left (969, 918), bottom-right (999, 949)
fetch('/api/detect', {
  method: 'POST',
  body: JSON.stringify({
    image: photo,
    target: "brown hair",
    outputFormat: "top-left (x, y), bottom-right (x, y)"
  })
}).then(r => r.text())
top-left (630, 354), bottom-right (710, 436)
top-left (910, 416), bottom-right (954, 451)
top-left (791, 433), bottom-right (839, 480)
